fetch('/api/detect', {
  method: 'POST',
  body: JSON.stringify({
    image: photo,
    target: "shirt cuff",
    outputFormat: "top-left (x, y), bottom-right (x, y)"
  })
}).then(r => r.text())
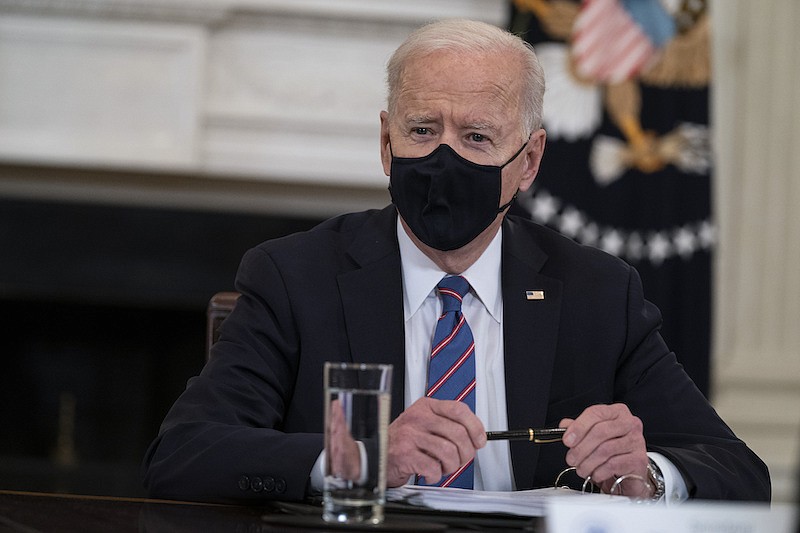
top-left (309, 442), bottom-right (369, 493)
top-left (309, 450), bottom-right (326, 493)
top-left (647, 451), bottom-right (689, 504)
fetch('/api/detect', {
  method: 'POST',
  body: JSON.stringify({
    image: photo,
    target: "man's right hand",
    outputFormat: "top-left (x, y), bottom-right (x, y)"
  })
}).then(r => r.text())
top-left (385, 397), bottom-right (486, 487)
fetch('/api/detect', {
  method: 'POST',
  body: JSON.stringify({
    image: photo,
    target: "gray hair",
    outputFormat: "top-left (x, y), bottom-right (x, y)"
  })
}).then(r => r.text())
top-left (386, 18), bottom-right (545, 136)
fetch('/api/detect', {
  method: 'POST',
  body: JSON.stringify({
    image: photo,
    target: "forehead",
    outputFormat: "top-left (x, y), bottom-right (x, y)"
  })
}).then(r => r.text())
top-left (394, 49), bottom-right (523, 128)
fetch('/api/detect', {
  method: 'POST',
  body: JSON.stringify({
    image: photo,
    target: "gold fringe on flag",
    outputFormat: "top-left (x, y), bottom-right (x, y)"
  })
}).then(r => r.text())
top-left (513, 0), bottom-right (578, 40)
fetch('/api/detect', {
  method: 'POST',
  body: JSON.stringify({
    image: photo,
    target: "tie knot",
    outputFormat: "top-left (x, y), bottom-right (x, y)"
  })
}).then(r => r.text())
top-left (437, 276), bottom-right (470, 312)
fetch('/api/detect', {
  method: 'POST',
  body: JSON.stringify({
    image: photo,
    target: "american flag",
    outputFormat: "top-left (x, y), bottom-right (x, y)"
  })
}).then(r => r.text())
top-left (571, 0), bottom-right (670, 84)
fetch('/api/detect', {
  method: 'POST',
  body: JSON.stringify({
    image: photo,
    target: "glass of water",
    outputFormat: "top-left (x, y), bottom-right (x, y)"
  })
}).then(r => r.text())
top-left (323, 362), bottom-right (392, 525)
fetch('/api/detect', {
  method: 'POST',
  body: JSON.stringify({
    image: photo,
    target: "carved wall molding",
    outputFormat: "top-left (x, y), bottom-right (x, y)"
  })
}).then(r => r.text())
top-left (0, 15), bottom-right (206, 169)
top-left (0, 0), bottom-right (506, 25)
top-left (0, 0), bottom-right (227, 24)
top-left (0, 0), bottom-right (506, 213)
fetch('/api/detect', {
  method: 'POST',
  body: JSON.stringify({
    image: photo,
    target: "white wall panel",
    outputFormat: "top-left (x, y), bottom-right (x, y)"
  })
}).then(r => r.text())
top-left (711, 0), bottom-right (800, 503)
top-left (201, 14), bottom-right (404, 185)
top-left (0, 16), bottom-right (205, 169)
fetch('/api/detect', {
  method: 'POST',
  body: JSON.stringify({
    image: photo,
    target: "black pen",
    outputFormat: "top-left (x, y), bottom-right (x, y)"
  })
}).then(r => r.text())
top-left (486, 427), bottom-right (566, 444)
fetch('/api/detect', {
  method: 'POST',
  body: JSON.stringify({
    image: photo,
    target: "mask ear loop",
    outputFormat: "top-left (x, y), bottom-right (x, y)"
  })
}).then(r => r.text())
top-left (495, 135), bottom-right (532, 213)
top-left (499, 134), bottom-right (533, 169)
top-left (496, 190), bottom-right (519, 214)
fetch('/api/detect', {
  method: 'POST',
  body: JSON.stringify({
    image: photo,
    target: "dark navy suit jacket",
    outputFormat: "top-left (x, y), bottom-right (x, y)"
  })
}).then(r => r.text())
top-left (143, 206), bottom-right (770, 503)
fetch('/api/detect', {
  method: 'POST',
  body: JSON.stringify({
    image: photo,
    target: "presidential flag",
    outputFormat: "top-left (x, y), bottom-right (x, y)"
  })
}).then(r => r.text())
top-left (510, 0), bottom-right (713, 394)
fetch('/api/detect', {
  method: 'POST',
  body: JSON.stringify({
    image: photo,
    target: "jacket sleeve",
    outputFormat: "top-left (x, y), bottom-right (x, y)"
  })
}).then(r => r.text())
top-left (142, 246), bottom-right (324, 503)
top-left (615, 266), bottom-right (771, 501)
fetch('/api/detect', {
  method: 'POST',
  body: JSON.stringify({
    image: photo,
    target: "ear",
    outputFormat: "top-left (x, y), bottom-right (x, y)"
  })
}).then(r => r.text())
top-left (379, 111), bottom-right (392, 177)
top-left (518, 128), bottom-right (546, 193)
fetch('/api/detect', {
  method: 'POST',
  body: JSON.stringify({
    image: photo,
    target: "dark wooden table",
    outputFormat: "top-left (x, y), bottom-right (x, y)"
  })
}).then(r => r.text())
top-left (0, 490), bottom-right (542, 532)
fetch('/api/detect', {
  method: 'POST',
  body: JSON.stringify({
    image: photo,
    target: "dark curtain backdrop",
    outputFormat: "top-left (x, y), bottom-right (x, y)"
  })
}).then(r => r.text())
top-left (508, 0), bottom-right (712, 395)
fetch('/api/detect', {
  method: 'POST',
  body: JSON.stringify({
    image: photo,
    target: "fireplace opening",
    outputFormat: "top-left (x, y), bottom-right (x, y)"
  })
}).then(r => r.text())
top-left (0, 197), bottom-right (321, 496)
top-left (0, 298), bottom-right (205, 496)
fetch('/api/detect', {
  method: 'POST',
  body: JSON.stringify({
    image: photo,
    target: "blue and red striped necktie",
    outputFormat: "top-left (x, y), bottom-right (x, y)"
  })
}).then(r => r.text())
top-left (422, 275), bottom-right (476, 489)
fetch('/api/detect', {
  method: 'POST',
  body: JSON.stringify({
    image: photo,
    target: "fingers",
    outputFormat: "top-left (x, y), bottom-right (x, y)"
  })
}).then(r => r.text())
top-left (561, 404), bottom-right (650, 497)
top-left (327, 399), bottom-right (362, 480)
top-left (386, 397), bottom-right (485, 487)
top-left (428, 398), bottom-right (487, 449)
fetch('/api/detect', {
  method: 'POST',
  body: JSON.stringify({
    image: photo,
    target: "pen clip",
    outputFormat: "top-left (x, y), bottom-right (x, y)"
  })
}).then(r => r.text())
top-left (531, 427), bottom-right (565, 444)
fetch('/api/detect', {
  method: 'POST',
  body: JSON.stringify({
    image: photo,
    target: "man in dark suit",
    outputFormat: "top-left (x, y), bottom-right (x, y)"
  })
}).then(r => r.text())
top-left (143, 19), bottom-right (770, 504)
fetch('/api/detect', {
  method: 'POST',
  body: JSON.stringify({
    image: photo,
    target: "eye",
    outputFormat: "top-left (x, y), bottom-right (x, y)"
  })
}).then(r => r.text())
top-left (414, 127), bottom-right (430, 136)
top-left (470, 133), bottom-right (487, 143)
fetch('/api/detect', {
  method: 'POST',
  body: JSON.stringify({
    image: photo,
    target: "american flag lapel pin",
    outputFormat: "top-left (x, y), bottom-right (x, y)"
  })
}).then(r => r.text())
top-left (526, 290), bottom-right (545, 301)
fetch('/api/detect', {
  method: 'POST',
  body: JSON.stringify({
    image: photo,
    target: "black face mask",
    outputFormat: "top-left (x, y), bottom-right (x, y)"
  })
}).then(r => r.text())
top-left (389, 141), bottom-right (528, 251)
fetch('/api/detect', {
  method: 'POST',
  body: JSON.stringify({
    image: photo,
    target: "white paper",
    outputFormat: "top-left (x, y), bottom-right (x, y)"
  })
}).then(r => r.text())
top-left (387, 484), bottom-right (629, 517)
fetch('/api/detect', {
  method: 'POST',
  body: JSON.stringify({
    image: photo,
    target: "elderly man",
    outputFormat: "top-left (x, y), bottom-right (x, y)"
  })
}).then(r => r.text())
top-left (143, 19), bottom-right (770, 504)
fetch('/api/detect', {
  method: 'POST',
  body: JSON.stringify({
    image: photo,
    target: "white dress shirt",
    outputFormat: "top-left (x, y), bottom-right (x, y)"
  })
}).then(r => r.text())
top-left (397, 218), bottom-right (514, 490)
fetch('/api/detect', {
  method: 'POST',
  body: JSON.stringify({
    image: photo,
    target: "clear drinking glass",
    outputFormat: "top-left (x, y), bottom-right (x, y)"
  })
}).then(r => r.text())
top-left (322, 362), bottom-right (392, 525)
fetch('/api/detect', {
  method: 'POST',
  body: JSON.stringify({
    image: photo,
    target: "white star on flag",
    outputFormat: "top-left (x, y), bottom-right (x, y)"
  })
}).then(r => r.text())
top-left (647, 232), bottom-right (672, 265)
top-left (559, 208), bottom-right (585, 238)
top-left (673, 226), bottom-right (698, 259)
top-left (528, 192), bottom-right (560, 224)
top-left (579, 222), bottom-right (600, 247)
top-left (600, 229), bottom-right (625, 257)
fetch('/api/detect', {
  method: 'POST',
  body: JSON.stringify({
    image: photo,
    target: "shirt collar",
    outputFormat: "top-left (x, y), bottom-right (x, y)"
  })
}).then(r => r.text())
top-left (397, 218), bottom-right (503, 322)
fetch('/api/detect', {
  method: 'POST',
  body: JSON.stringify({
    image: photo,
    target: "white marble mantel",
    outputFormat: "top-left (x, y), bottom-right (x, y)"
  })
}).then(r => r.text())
top-left (0, 0), bottom-right (507, 216)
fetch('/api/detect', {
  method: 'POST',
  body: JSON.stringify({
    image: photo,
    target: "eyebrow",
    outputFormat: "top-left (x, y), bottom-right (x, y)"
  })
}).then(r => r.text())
top-left (405, 114), bottom-right (438, 125)
top-left (403, 115), bottom-right (500, 134)
top-left (464, 122), bottom-right (497, 131)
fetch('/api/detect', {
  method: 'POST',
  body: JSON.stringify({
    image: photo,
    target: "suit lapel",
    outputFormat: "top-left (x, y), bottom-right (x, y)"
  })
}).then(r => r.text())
top-left (337, 207), bottom-right (406, 420)
top-left (502, 217), bottom-right (563, 489)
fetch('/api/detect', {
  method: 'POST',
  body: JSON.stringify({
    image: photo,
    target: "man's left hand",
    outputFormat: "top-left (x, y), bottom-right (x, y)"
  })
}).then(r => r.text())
top-left (560, 403), bottom-right (653, 499)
